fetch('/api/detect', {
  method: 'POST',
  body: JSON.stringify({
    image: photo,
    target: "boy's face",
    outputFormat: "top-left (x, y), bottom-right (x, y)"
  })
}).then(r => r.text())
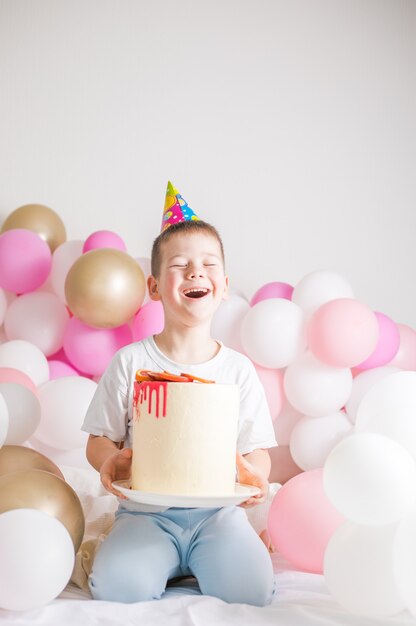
top-left (148, 232), bottom-right (229, 326)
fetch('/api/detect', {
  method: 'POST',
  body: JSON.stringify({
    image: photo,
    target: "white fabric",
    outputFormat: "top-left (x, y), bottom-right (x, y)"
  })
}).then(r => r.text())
top-left (82, 336), bottom-right (277, 454)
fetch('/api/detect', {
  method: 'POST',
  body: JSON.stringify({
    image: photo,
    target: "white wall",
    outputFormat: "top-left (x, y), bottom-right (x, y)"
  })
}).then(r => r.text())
top-left (0, 0), bottom-right (414, 326)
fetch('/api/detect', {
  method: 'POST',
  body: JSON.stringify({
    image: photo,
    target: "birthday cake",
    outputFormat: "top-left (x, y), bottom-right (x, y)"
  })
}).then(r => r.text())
top-left (132, 370), bottom-right (239, 496)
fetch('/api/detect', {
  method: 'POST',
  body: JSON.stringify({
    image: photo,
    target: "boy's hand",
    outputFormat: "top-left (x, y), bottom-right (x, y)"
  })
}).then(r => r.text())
top-left (236, 451), bottom-right (269, 508)
top-left (100, 447), bottom-right (133, 498)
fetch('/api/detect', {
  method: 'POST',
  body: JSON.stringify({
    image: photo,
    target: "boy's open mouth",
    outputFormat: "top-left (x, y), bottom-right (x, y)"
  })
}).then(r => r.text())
top-left (183, 288), bottom-right (210, 299)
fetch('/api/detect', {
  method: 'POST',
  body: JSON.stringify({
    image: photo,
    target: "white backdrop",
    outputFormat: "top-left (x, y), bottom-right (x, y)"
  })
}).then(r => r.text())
top-left (0, 0), bottom-right (414, 326)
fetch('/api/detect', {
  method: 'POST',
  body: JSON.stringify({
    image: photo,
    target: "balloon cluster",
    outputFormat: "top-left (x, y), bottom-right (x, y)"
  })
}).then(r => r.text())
top-left (0, 203), bottom-right (416, 616)
top-left (211, 274), bottom-right (416, 620)
top-left (0, 445), bottom-right (84, 610)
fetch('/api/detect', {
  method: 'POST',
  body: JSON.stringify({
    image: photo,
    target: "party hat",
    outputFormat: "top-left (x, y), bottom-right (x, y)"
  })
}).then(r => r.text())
top-left (161, 181), bottom-right (200, 231)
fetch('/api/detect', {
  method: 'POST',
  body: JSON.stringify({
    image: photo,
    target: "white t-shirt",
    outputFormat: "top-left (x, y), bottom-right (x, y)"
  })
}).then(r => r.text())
top-left (82, 336), bottom-right (277, 455)
top-left (82, 336), bottom-right (277, 512)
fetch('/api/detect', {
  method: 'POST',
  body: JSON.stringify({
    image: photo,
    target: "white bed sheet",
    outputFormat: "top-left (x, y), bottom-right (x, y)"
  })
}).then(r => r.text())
top-left (0, 554), bottom-right (414, 626)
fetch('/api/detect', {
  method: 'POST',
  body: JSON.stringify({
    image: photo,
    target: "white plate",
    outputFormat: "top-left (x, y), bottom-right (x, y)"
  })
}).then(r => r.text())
top-left (112, 480), bottom-right (261, 508)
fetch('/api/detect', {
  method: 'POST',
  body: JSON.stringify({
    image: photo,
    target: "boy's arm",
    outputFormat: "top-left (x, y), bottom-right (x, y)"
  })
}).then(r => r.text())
top-left (236, 448), bottom-right (271, 508)
top-left (87, 434), bottom-right (132, 499)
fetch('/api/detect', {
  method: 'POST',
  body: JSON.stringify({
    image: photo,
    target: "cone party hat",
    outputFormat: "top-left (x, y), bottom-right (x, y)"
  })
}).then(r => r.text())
top-left (161, 181), bottom-right (199, 231)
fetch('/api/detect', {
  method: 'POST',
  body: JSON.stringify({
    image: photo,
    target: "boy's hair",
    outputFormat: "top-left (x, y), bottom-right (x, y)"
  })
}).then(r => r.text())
top-left (151, 220), bottom-right (225, 277)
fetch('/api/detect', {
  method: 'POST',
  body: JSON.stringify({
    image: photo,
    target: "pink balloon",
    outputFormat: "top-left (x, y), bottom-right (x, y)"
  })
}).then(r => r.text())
top-left (389, 324), bottom-right (416, 371)
top-left (307, 298), bottom-right (379, 367)
top-left (254, 365), bottom-right (284, 421)
top-left (48, 360), bottom-right (80, 380)
top-left (63, 317), bottom-right (133, 376)
top-left (131, 300), bottom-right (164, 342)
top-left (82, 230), bottom-right (127, 253)
top-left (0, 367), bottom-right (38, 396)
top-left (250, 282), bottom-right (294, 307)
top-left (268, 468), bottom-right (344, 573)
top-left (355, 312), bottom-right (400, 371)
top-left (0, 229), bottom-right (52, 293)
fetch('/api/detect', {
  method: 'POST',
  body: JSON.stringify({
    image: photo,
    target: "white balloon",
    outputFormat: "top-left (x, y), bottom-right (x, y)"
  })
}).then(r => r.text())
top-left (0, 393), bottom-right (9, 447)
top-left (212, 294), bottom-right (250, 353)
top-left (273, 398), bottom-right (303, 445)
top-left (290, 412), bottom-right (352, 471)
top-left (292, 270), bottom-right (354, 317)
top-left (0, 383), bottom-right (41, 444)
top-left (356, 405), bottom-right (416, 462)
top-left (284, 351), bottom-right (353, 417)
top-left (0, 340), bottom-right (49, 386)
top-left (324, 521), bottom-right (404, 618)
top-left (0, 288), bottom-right (7, 326)
top-left (345, 366), bottom-right (399, 423)
top-left (0, 509), bottom-right (74, 611)
top-left (4, 291), bottom-right (70, 356)
top-left (356, 371), bottom-right (416, 424)
top-left (29, 437), bottom-right (91, 470)
top-left (323, 433), bottom-right (416, 525)
top-left (36, 376), bottom-right (97, 450)
top-left (393, 503), bottom-right (416, 617)
top-left (241, 299), bottom-right (306, 368)
top-left (50, 239), bottom-right (84, 303)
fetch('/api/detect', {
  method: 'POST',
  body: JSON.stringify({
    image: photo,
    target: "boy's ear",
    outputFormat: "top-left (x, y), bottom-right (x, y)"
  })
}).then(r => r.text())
top-left (147, 275), bottom-right (161, 301)
top-left (222, 275), bottom-right (230, 301)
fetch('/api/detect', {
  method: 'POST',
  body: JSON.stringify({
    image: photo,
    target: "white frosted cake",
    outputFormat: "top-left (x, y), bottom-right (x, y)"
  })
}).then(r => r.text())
top-left (132, 373), bottom-right (239, 496)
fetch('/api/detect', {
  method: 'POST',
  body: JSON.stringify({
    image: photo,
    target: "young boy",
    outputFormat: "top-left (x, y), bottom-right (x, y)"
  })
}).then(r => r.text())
top-left (82, 185), bottom-right (277, 606)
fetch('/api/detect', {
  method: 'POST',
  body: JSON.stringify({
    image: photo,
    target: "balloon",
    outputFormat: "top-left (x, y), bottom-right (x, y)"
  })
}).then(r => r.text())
top-left (0, 288), bottom-right (7, 325)
top-left (0, 366), bottom-right (38, 394)
top-left (83, 229), bottom-right (127, 253)
top-left (135, 257), bottom-right (151, 303)
top-left (250, 281), bottom-right (294, 306)
top-left (0, 444), bottom-right (63, 479)
top-left (0, 394), bottom-right (8, 448)
top-left (273, 398), bottom-right (303, 445)
top-left (268, 468), bottom-right (344, 573)
top-left (0, 469), bottom-right (84, 551)
top-left (4, 291), bottom-right (69, 356)
top-left (292, 270), bottom-right (355, 317)
top-left (29, 437), bottom-right (92, 470)
top-left (307, 299), bottom-right (379, 367)
top-left (63, 317), bottom-right (133, 376)
top-left (0, 508), bottom-right (74, 611)
top-left (289, 412), bottom-right (352, 471)
top-left (254, 365), bottom-right (284, 421)
top-left (50, 239), bottom-right (84, 303)
top-left (1, 203), bottom-right (66, 252)
top-left (355, 312), bottom-right (400, 371)
top-left (65, 248), bottom-right (145, 328)
top-left (211, 294), bottom-right (250, 353)
top-left (0, 339), bottom-right (49, 386)
top-left (132, 299), bottom-right (165, 343)
top-left (345, 366), bottom-right (399, 423)
top-left (241, 299), bottom-right (306, 368)
top-left (48, 359), bottom-right (80, 379)
top-left (393, 503), bottom-right (416, 617)
top-left (323, 433), bottom-right (416, 525)
top-left (36, 376), bottom-right (97, 450)
top-left (389, 323), bottom-right (416, 370)
top-left (284, 351), bottom-right (353, 417)
top-left (325, 521), bottom-right (404, 618)
top-left (0, 229), bottom-right (52, 293)
top-left (0, 383), bottom-right (41, 444)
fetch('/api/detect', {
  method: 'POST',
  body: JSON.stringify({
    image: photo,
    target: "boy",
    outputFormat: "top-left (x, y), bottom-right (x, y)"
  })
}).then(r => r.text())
top-left (82, 183), bottom-right (277, 606)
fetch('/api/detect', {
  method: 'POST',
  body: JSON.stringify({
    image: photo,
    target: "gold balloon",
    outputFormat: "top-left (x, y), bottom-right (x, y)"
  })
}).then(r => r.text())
top-left (0, 469), bottom-right (85, 552)
top-left (1, 203), bottom-right (66, 252)
top-left (0, 445), bottom-right (64, 480)
top-left (65, 248), bottom-right (146, 328)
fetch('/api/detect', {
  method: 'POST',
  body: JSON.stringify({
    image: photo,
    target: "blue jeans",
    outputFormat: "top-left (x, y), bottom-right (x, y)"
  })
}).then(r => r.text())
top-left (89, 505), bottom-right (275, 606)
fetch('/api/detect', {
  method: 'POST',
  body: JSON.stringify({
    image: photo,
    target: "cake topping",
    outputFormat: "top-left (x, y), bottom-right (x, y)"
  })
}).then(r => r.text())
top-left (135, 370), bottom-right (214, 384)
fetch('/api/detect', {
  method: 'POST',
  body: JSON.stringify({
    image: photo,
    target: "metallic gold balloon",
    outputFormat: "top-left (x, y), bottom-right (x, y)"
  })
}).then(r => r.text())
top-left (0, 469), bottom-right (85, 552)
top-left (0, 445), bottom-right (64, 480)
top-left (1, 203), bottom-right (66, 252)
top-left (65, 248), bottom-right (146, 328)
